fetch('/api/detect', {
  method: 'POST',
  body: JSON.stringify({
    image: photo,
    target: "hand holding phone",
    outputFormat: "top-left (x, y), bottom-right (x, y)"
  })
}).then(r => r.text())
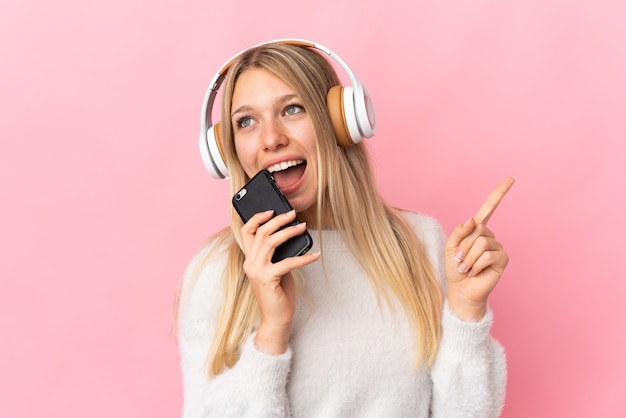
top-left (232, 170), bottom-right (313, 263)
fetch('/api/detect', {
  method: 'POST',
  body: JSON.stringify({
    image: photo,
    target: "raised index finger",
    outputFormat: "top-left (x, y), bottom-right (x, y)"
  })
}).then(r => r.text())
top-left (473, 176), bottom-right (516, 224)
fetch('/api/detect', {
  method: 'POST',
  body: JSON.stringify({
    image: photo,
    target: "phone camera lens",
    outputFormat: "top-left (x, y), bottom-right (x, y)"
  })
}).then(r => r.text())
top-left (235, 189), bottom-right (247, 201)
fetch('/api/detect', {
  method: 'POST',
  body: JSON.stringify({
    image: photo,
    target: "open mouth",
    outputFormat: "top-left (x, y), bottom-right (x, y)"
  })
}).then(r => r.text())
top-left (267, 159), bottom-right (307, 191)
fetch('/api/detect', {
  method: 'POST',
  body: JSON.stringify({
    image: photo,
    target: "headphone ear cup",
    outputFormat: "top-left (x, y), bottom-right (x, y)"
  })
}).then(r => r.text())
top-left (352, 81), bottom-right (376, 139)
top-left (201, 121), bottom-right (229, 179)
top-left (327, 86), bottom-right (354, 148)
top-left (328, 85), bottom-right (365, 147)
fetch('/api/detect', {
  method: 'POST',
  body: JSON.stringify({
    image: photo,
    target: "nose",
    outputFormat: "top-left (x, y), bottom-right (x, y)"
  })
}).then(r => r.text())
top-left (261, 118), bottom-right (288, 151)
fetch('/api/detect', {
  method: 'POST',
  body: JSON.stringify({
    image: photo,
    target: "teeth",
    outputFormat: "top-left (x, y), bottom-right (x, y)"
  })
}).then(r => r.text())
top-left (267, 159), bottom-right (304, 173)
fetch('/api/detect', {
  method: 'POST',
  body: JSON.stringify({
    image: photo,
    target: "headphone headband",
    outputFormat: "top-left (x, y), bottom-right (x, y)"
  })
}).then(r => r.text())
top-left (199, 38), bottom-right (376, 179)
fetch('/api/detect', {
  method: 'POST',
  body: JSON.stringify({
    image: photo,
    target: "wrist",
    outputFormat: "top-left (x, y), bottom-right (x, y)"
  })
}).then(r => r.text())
top-left (255, 324), bottom-right (291, 355)
top-left (446, 293), bottom-right (487, 322)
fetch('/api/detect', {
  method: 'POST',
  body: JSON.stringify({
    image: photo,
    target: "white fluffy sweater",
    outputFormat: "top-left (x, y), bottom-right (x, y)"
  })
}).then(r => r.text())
top-left (178, 212), bottom-right (507, 417)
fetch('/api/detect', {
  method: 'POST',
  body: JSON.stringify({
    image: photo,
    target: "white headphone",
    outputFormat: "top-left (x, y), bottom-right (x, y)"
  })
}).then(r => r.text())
top-left (199, 39), bottom-right (376, 179)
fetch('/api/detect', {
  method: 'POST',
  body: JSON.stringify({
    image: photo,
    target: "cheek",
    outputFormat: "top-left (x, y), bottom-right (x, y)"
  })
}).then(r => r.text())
top-left (233, 140), bottom-right (255, 174)
top-left (305, 134), bottom-right (320, 170)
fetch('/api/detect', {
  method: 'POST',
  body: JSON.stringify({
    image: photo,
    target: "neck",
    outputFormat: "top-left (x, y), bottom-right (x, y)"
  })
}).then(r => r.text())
top-left (297, 204), bottom-right (335, 230)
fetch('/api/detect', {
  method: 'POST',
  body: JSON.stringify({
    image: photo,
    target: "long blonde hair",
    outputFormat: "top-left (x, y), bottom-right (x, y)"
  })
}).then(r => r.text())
top-left (185, 43), bottom-right (443, 376)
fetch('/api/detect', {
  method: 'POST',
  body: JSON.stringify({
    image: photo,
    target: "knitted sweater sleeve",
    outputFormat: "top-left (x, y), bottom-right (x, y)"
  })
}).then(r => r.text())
top-left (407, 213), bottom-right (507, 417)
top-left (178, 243), bottom-right (292, 418)
top-left (430, 304), bottom-right (507, 417)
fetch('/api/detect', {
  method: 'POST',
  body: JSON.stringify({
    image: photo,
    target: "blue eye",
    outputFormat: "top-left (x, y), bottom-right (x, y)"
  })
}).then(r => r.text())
top-left (236, 116), bottom-right (253, 128)
top-left (285, 104), bottom-right (304, 116)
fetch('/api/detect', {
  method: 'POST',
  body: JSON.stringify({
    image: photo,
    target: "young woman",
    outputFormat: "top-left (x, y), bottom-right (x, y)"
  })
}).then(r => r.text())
top-left (178, 40), bottom-right (511, 417)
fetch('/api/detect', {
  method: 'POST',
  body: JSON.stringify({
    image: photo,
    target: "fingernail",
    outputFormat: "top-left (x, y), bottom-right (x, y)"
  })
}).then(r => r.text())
top-left (463, 218), bottom-right (472, 227)
top-left (454, 250), bottom-right (464, 262)
top-left (458, 263), bottom-right (468, 273)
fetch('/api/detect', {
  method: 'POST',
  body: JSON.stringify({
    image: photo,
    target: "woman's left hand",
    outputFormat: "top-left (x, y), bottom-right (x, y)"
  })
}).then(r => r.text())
top-left (444, 177), bottom-right (515, 321)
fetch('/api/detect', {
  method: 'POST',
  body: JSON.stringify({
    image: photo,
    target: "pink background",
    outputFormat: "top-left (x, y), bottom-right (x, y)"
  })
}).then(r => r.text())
top-left (1, 0), bottom-right (624, 416)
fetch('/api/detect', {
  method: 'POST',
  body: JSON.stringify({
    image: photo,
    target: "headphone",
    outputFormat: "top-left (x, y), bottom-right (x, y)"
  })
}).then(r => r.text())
top-left (199, 39), bottom-right (377, 179)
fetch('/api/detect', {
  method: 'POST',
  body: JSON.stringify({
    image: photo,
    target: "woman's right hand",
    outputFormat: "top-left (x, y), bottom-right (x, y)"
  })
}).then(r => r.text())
top-left (240, 209), bottom-right (320, 355)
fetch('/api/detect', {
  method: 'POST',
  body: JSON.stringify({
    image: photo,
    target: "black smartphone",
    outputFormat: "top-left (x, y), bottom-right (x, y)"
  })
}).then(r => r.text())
top-left (232, 170), bottom-right (313, 263)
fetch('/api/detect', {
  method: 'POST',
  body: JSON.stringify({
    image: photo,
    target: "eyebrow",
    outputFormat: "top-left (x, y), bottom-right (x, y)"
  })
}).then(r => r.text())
top-left (231, 94), bottom-right (300, 117)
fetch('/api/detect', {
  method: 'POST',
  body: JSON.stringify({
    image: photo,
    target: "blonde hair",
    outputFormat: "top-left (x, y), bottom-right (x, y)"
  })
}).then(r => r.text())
top-left (184, 43), bottom-right (443, 376)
